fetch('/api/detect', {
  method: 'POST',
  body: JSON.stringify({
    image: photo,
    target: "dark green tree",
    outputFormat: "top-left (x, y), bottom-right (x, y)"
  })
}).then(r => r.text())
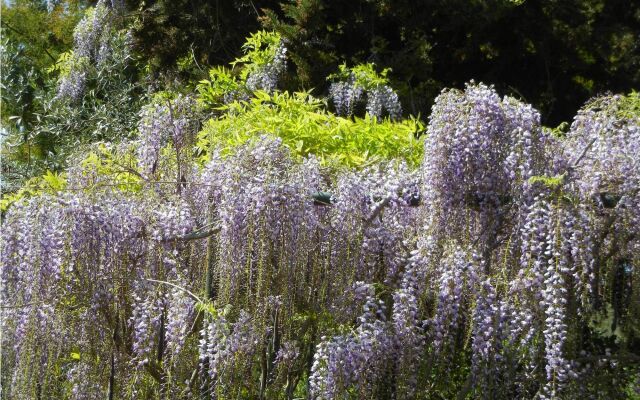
top-left (259, 0), bottom-right (640, 124)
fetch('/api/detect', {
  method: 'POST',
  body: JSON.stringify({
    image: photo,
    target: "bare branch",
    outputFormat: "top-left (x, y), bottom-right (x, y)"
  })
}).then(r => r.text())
top-left (364, 195), bottom-right (393, 225)
top-left (168, 225), bottom-right (221, 242)
top-left (570, 136), bottom-right (598, 170)
top-left (143, 278), bottom-right (203, 303)
top-left (107, 351), bottom-right (115, 400)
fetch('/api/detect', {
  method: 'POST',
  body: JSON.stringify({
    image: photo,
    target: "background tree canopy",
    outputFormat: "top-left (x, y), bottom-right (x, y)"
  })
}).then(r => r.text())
top-left (3, 0), bottom-right (639, 128)
top-left (122, 0), bottom-right (639, 125)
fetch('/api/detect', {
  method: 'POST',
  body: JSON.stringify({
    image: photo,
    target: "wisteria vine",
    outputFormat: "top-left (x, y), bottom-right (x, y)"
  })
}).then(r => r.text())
top-left (1, 83), bottom-right (639, 399)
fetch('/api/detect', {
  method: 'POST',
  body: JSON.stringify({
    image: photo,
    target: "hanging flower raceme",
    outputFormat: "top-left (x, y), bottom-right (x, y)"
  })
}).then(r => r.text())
top-left (501, 190), bottom-right (592, 398)
top-left (429, 246), bottom-right (481, 356)
top-left (328, 63), bottom-right (402, 120)
top-left (3, 81), bottom-right (639, 398)
top-left (563, 95), bottom-right (640, 263)
top-left (562, 93), bottom-right (640, 340)
top-left (0, 183), bottom-right (204, 398)
top-left (136, 95), bottom-right (200, 175)
top-left (233, 31), bottom-right (288, 94)
top-left (197, 310), bottom-right (260, 396)
top-left (564, 95), bottom-right (640, 202)
top-left (245, 41), bottom-right (287, 93)
top-left (309, 289), bottom-right (392, 399)
top-left (56, 0), bottom-right (115, 101)
top-left (422, 82), bottom-right (548, 241)
top-left (328, 78), bottom-right (364, 117)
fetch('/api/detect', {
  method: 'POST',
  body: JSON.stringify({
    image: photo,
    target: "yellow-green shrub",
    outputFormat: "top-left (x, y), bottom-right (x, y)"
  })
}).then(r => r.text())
top-left (196, 90), bottom-right (423, 168)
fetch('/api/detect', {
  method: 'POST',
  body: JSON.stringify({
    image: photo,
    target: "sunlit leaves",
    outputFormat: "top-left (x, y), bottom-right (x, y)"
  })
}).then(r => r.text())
top-left (197, 90), bottom-right (422, 168)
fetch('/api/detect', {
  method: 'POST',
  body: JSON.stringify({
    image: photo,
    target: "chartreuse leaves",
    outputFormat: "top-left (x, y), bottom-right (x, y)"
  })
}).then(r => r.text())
top-left (328, 63), bottom-right (392, 90)
top-left (0, 170), bottom-right (67, 212)
top-left (196, 91), bottom-right (423, 168)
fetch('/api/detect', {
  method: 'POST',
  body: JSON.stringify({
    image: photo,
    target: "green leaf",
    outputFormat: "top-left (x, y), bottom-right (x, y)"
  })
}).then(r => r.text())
top-left (42, 170), bottom-right (67, 191)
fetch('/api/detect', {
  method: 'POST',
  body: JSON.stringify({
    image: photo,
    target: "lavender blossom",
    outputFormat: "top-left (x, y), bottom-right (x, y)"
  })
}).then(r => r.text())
top-left (246, 42), bottom-right (287, 93)
top-left (136, 95), bottom-right (199, 174)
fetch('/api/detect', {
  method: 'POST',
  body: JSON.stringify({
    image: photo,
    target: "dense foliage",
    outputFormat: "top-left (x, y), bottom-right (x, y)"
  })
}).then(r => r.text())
top-left (118, 0), bottom-right (640, 124)
top-left (1, 0), bottom-right (86, 190)
top-left (1, 1), bottom-right (639, 399)
top-left (1, 0), bottom-right (141, 192)
top-left (197, 91), bottom-right (422, 169)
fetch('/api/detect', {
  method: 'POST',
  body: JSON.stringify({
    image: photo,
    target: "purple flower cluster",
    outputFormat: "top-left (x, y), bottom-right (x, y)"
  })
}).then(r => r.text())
top-left (72, 0), bottom-right (111, 60)
top-left (136, 95), bottom-right (199, 174)
top-left (164, 283), bottom-right (196, 359)
top-left (198, 311), bottom-right (259, 394)
top-left (275, 340), bottom-right (300, 370)
top-left (329, 76), bottom-right (402, 119)
top-left (66, 362), bottom-right (103, 400)
top-left (309, 293), bottom-right (391, 399)
top-left (564, 95), bottom-right (640, 269)
top-left (150, 200), bottom-right (196, 243)
top-left (57, 0), bottom-right (113, 101)
top-left (246, 42), bottom-right (287, 93)
top-left (422, 83), bottom-right (547, 241)
top-left (366, 85), bottom-right (402, 119)
top-left (329, 79), bottom-right (364, 116)
top-left (130, 291), bottom-right (165, 366)
top-left (470, 279), bottom-right (504, 389)
top-left (430, 246), bottom-right (480, 354)
top-left (565, 95), bottom-right (640, 199)
top-left (57, 69), bottom-right (88, 103)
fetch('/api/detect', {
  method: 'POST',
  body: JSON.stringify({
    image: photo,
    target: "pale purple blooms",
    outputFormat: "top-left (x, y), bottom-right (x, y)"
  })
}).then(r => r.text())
top-left (2, 82), bottom-right (639, 398)
top-left (329, 79), bottom-right (363, 116)
top-left (57, 0), bottom-right (113, 101)
top-left (136, 95), bottom-right (199, 174)
top-left (366, 85), bottom-right (402, 119)
top-left (329, 76), bottom-right (402, 119)
top-left (310, 294), bottom-right (391, 399)
top-left (246, 42), bottom-right (287, 93)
